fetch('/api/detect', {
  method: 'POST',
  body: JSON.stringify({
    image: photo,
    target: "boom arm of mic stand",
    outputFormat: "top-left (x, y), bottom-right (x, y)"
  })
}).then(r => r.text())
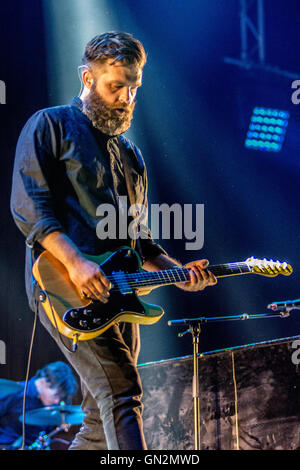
top-left (168, 311), bottom-right (292, 332)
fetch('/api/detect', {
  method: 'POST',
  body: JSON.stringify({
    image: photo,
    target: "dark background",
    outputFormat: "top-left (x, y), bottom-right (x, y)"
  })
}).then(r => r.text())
top-left (0, 0), bottom-right (299, 389)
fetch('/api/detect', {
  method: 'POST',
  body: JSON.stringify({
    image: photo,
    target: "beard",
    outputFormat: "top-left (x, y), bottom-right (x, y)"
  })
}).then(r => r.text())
top-left (82, 83), bottom-right (135, 136)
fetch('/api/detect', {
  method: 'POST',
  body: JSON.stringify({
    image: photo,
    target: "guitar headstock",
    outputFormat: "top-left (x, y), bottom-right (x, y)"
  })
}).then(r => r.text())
top-left (245, 257), bottom-right (293, 277)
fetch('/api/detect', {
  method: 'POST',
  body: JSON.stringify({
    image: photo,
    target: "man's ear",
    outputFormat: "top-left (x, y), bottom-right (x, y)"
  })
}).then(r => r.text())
top-left (82, 68), bottom-right (94, 89)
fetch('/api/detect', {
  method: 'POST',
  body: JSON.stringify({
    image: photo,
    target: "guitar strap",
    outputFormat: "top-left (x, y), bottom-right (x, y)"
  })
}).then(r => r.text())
top-left (117, 138), bottom-right (145, 264)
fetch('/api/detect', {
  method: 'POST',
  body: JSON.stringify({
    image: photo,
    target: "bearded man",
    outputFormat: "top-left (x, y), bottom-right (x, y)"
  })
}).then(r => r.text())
top-left (11, 32), bottom-right (217, 450)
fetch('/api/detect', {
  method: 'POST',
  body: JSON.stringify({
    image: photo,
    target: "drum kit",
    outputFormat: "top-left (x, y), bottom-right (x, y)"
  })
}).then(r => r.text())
top-left (0, 379), bottom-right (84, 450)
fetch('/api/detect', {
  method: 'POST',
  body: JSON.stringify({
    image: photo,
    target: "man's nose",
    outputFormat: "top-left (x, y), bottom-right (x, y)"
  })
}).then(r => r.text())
top-left (119, 87), bottom-right (134, 106)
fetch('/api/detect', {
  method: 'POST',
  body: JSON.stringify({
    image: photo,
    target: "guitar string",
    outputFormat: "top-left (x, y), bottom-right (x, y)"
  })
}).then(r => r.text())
top-left (91, 257), bottom-right (280, 283)
top-left (104, 271), bottom-right (284, 293)
top-left (103, 261), bottom-right (283, 284)
top-left (107, 269), bottom-right (250, 283)
top-left (76, 259), bottom-right (283, 295)
top-left (103, 263), bottom-right (251, 283)
top-left (101, 263), bottom-right (284, 292)
top-left (101, 264), bottom-right (253, 292)
top-left (106, 264), bottom-right (250, 280)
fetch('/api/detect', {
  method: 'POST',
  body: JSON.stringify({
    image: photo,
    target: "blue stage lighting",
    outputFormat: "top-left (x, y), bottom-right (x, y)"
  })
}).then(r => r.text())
top-left (245, 107), bottom-right (290, 152)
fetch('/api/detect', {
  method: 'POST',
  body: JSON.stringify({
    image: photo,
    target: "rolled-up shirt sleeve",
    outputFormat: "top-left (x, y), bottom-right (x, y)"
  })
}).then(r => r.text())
top-left (139, 230), bottom-right (168, 262)
top-left (10, 111), bottom-right (64, 249)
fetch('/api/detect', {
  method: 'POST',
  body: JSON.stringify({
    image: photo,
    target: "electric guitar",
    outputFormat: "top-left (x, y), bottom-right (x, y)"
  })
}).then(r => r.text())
top-left (32, 246), bottom-right (292, 343)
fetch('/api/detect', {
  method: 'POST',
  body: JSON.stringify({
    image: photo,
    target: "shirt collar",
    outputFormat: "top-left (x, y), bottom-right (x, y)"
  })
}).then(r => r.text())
top-left (70, 96), bottom-right (84, 111)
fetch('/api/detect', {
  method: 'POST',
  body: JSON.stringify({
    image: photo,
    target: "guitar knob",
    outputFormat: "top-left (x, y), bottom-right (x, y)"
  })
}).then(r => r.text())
top-left (79, 319), bottom-right (88, 328)
top-left (83, 309), bottom-right (92, 316)
top-left (93, 318), bottom-right (102, 325)
top-left (70, 310), bottom-right (79, 318)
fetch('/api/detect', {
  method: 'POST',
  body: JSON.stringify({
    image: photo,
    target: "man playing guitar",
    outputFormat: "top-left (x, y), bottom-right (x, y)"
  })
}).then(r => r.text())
top-left (11, 31), bottom-right (217, 450)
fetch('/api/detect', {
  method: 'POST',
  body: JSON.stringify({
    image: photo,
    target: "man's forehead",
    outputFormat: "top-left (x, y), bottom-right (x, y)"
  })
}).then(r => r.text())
top-left (93, 60), bottom-right (143, 84)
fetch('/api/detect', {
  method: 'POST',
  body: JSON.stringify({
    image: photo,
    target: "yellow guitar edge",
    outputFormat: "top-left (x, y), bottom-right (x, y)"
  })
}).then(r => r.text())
top-left (39, 302), bottom-right (164, 341)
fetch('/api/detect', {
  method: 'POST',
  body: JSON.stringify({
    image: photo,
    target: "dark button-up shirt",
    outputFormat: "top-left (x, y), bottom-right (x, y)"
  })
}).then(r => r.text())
top-left (11, 97), bottom-right (166, 310)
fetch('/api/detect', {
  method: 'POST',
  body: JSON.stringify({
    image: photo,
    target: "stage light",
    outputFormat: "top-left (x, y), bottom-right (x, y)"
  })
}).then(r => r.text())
top-left (245, 107), bottom-right (290, 152)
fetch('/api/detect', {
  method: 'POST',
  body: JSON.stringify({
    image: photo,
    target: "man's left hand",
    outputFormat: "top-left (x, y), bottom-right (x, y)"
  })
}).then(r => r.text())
top-left (177, 259), bottom-right (217, 292)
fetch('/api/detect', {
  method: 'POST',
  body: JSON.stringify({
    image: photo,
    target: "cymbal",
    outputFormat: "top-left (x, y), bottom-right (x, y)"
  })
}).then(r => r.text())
top-left (0, 379), bottom-right (23, 395)
top-left (19, 404), bottom-right (84, 426)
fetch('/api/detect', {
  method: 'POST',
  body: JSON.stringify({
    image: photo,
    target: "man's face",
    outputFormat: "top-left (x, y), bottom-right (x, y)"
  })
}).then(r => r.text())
top-left (82, 60), bottom-right (143, 136)
top-left (36, 378), bottom-right (60, 406)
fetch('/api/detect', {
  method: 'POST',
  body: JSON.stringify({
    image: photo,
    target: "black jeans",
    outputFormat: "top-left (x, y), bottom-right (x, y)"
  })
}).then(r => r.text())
top-left (38, 303), bottom-right (147, 450)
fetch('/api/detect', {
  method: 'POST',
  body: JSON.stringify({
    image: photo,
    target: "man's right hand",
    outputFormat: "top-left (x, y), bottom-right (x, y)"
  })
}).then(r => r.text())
top-left (39, 231), bottom-right (112, 303)
top-left (67, 257), bottom-right (112, 303)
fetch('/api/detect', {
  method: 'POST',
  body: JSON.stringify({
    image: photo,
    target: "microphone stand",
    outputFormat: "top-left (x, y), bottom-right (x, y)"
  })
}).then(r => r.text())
top-left (174, 320), bottom-right (202, 450)
top-left (168, 309), bottom-right (292, 450)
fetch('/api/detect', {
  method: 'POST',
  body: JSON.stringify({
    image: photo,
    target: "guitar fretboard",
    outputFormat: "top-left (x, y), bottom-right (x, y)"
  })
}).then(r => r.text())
top-left (107, 262), bottom-right (251, 291)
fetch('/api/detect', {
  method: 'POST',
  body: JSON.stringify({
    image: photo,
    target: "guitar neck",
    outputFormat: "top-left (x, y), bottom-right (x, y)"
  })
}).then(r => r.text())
top-left (121, 262), bottom-right (251, 290)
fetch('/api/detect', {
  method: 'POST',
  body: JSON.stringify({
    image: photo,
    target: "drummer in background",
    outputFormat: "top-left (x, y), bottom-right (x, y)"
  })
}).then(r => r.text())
top-left (0, 361), bottom-right (78, 448)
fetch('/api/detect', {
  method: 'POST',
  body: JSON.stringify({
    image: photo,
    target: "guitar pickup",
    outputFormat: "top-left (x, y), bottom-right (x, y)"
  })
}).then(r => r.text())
top-left (111, 271), bottom-right (133, 295)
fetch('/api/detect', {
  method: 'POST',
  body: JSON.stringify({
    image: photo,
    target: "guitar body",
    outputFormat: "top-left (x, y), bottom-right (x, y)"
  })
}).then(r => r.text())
top-left (32, 247), bottom-right (164, 341)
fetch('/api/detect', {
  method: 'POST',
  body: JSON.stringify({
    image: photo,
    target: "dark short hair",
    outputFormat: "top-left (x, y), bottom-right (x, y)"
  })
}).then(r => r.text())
top-left (82, 31), bottom-right (147, 69)
top-left (36, 361), bottom-right (78, 403)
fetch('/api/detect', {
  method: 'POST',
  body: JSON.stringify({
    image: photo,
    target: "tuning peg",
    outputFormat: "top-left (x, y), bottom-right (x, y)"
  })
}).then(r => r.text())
top-left (287, 263), bottom-right (293, 274)
top-left (245, 256), bottom-right (292, 277)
